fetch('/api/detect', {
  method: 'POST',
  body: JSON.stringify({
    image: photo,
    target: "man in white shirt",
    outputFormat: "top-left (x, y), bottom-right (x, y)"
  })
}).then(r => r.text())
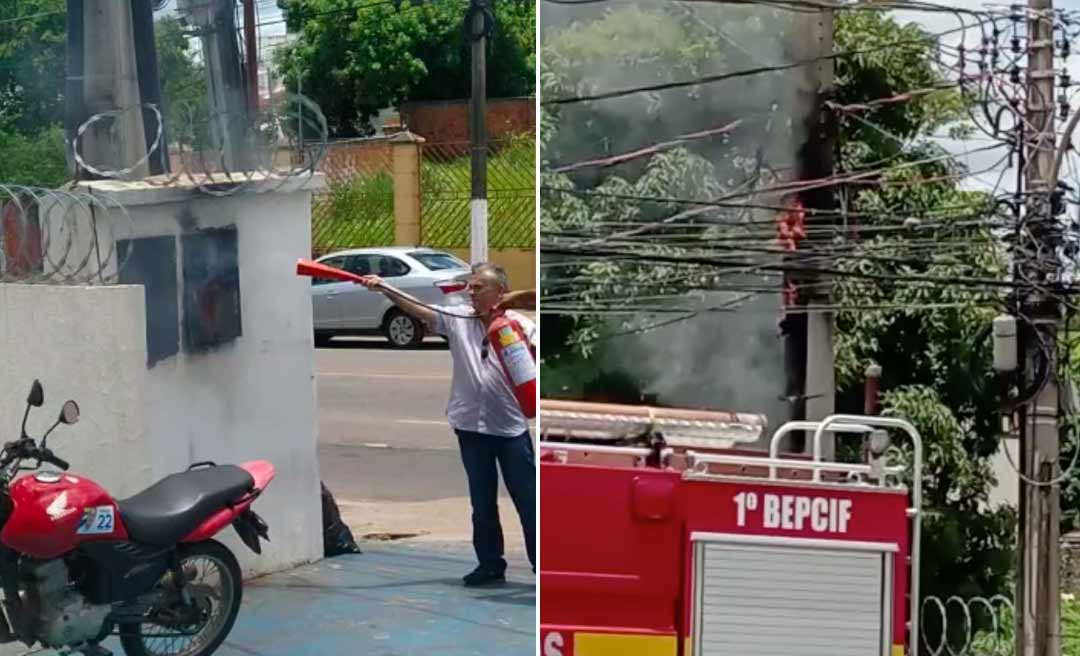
top-left (354, 263), bottom-right (536, 586)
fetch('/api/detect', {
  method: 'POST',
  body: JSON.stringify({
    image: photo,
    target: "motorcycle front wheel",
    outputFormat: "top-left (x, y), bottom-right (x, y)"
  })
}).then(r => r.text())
top-left (119, 540), bottom-right (243, 656)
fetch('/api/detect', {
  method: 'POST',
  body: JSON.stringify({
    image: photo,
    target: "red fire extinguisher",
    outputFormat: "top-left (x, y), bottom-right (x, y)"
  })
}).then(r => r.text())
top-left (487, 312), bottom-right (537, 419)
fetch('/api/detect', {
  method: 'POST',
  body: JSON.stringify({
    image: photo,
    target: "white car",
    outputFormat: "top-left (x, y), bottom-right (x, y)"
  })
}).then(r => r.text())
top-left (310, 247), bottom-right (471, 348)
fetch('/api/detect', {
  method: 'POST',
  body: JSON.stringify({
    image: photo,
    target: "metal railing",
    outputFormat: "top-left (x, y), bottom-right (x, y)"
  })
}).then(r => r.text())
top-left (420, 136), bottom-right (535, 249)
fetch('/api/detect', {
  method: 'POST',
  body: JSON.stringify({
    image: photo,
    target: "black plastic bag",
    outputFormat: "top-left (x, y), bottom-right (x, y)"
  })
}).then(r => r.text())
top-left (321, 481), bottom-right (362, 556)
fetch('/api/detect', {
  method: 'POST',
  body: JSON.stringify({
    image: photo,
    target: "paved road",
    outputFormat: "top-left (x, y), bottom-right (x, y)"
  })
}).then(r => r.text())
top-left (316, 337), bottom-right (532, 556)
top-left (317, 337), bottom-right (466, 503)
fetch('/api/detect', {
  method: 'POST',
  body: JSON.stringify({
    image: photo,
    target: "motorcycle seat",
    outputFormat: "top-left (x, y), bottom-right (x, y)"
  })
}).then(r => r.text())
top-left (117, 465), bottom-right (255, 546)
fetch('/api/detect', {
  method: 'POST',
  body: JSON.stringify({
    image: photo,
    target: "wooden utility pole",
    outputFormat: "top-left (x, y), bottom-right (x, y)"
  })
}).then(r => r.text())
top-left (1016, 0), bottom-right (1062, 653)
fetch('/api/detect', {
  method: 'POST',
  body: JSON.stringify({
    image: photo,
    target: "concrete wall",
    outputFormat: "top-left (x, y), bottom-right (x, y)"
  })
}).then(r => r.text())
top-left (34, 177), bottom-right (325, 577)
top-left (0, 284), bottom-right (154, 500)
top-left (400, 97), bottom-right (534, 143)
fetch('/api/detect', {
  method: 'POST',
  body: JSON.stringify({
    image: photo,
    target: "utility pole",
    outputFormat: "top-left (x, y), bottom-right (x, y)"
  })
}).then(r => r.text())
top-left (65, 0), bottom-right (85, 179)
top-left (243, 0), bottom-right (259, 115)
top-left (784, 8), bottom-right (836, 455)
top-left (466, 0), bottom-right (489, 264)
top-left (131, 0), bottom-right (168, 175)
top-left (80, 1), bottom-right (149, 179)
top-left (1016, 0), bottom-right (1062, 653)
top-left (178, 0), bottom-right (251, 172)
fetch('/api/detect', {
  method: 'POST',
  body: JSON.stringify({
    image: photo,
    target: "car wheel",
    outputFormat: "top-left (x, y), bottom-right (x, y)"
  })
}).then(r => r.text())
top-left (384, 310), bottom-right (424, 349)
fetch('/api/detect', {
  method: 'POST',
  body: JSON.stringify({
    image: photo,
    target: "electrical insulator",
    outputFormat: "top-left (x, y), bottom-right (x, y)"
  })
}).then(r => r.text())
top-left (1062, 71), bottom-right (1073, 88)
top-left (1011, 66), bottom-right (1021, 83)
top-left (1012, 36), bottom-right (1022, 53)
top-left (992, 314), bottom-right (1018, 372)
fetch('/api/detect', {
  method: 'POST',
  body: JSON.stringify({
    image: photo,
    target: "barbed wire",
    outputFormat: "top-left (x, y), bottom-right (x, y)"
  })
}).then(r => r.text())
top-left (921, 594), bottom-right (1015, 656)
top-left (71, 92), bottom-right (329, 198)
top-left (0, 185), bottom-right (135, 286)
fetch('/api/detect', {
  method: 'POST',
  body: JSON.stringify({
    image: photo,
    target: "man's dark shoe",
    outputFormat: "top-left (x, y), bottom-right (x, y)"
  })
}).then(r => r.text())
top-left (463, 565), bottom-right (506, 586)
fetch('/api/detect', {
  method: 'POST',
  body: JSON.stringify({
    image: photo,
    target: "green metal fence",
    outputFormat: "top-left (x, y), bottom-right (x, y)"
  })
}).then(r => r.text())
top-left (310, 138), bottom-right (395, 256)
top-left (420, 135), bottom-right (536, 250)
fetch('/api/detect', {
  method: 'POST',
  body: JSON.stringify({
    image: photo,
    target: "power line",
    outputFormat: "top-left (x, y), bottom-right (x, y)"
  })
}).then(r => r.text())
top-left (541, 21), bottom-right (986, 105)
top-left (0, 9), bottom-right (64, 26)
top-left (540, 244), bottom-right (1055, 291)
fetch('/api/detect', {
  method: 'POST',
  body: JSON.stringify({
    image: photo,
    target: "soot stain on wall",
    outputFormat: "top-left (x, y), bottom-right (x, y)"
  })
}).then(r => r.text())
top-left (117, 199), bottom-right (243, 366)
top-left (181, 226), bottom-right (242, 353)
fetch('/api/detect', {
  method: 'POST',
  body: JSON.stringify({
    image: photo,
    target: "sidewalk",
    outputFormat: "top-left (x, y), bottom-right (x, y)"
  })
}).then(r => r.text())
top-left (220, 542), bottom-right (535, 655)
top-left (339, 496), bottom-right (529, 550)
top-left (2, 543), bottom-right (534, 656)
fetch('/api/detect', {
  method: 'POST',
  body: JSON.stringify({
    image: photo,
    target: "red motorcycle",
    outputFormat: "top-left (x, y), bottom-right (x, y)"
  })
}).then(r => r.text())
top-left (0, 380), bottom-right (274, 656)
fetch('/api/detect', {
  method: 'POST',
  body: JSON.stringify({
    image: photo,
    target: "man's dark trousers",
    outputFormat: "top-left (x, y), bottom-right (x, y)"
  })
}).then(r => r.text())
top-left (455, 429), bottom-right (536, 572)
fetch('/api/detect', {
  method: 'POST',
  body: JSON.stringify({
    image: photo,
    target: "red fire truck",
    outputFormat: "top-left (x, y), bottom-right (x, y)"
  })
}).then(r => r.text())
top-left (538, 399), bottom-right (924, 656)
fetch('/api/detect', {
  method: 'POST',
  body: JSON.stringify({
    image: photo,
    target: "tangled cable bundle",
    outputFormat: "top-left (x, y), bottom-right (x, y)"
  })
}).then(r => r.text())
top-left (539, 3), bottom-right (1080, 325)
top-left (71, 92), bottom-right (329, 197)
top-left (0, 185), bottom-right (135, 286)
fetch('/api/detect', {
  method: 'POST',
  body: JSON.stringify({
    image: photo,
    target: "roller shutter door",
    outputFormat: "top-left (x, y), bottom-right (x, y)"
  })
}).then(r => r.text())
top-left (692, 534), bottom-right (894, 656)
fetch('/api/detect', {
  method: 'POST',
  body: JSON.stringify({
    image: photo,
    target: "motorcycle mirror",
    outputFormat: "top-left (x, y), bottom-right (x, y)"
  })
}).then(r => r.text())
top-left (27, 381), bottom-right (43, 408)
top-left (59, 401), bottom-right (79, 426)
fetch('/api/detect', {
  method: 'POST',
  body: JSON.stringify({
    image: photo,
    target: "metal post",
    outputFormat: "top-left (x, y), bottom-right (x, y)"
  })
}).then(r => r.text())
top-left (864, 363), bottom-right (882, 415)
top-left (467, 0), bottom-right (489, 264)
top-left (1017, 0), bottom-right (1061, 653)
top-left (860, 363), bottom-right (881, 464)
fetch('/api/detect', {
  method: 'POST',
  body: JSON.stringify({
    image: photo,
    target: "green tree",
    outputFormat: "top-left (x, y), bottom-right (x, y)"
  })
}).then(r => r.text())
top-left (154, 16), bottom-right (209, 133)
top-left (0, 0), bottom-right (67, 187)
top-left (0, 7), bottom-right (209, 187)
top-left (0, 126), bottom-right (67, 187)
top-left (829, 11), bottom-right (1015, 603)
top-left (276, 0), bottom-right (535, 137)
top-left (0, 0), bottom-right (66, 135)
